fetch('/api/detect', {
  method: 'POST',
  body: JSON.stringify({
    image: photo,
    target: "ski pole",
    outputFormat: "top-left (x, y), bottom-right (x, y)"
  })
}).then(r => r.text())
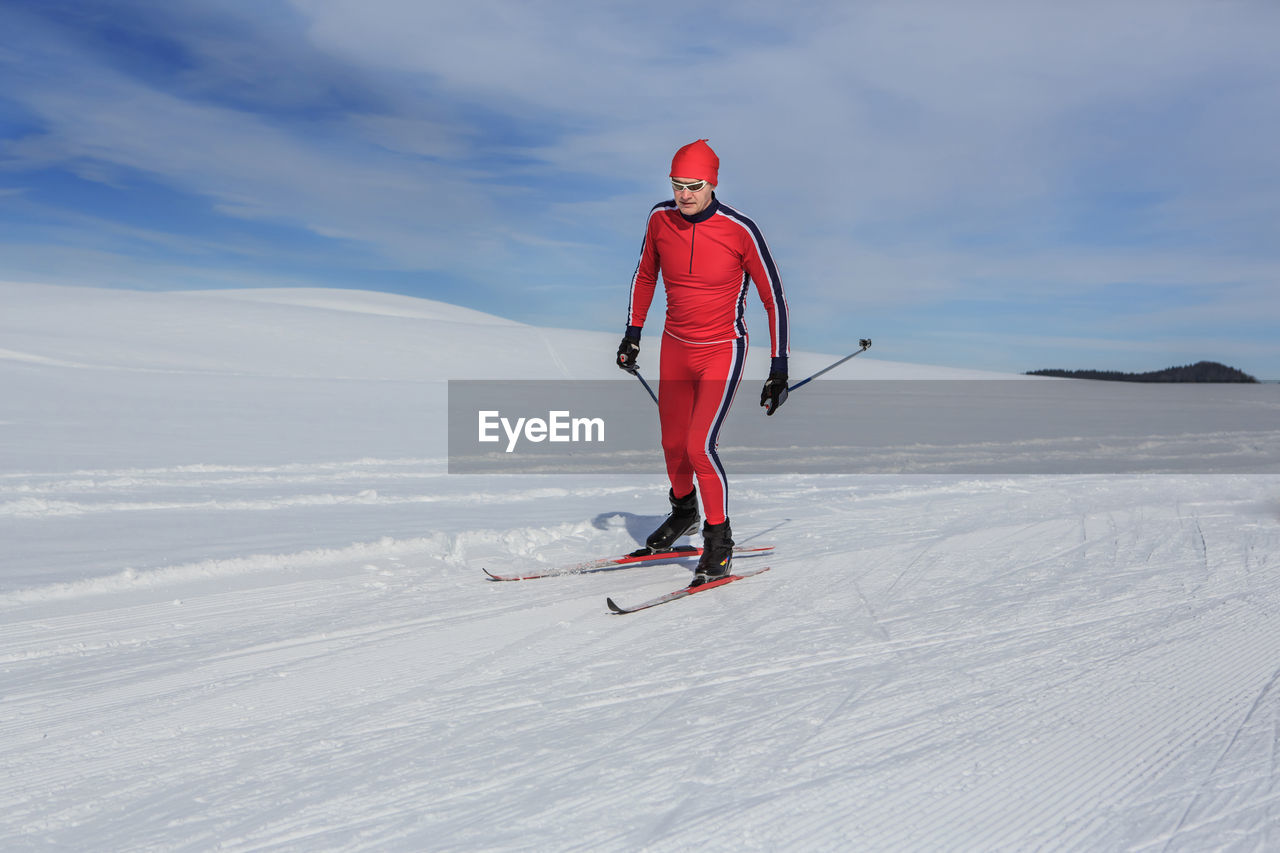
top-left (787, 339), bottom-right (872, 392)
top-left (633, 368), bottom-right (659, 406)
top-left (632, 338), bottom-right (871, 403)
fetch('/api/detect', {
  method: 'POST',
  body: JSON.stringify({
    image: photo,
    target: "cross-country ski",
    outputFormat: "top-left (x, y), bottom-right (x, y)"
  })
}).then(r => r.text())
top-left (482, 544), bottom-right (773, 581)
top-left (606, 566), bottom-right (772, 614)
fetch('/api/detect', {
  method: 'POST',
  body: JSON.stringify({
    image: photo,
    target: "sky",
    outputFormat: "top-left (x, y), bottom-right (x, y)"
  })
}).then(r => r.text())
top-left (2, 0), bottom-right (1278, 377)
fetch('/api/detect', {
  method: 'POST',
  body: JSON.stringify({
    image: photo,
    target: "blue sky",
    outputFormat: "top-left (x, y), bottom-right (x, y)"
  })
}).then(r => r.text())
top-left (2, 0), bottom-right (1278, 376)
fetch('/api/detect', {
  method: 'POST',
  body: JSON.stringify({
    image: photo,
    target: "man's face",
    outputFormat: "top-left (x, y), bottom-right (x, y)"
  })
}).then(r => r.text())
top-left (672, 177), bottom-right (715, 216)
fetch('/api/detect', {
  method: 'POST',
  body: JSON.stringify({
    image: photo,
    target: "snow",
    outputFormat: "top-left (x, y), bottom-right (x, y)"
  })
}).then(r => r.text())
top-left (2, 281), bottom-right (1279, 850)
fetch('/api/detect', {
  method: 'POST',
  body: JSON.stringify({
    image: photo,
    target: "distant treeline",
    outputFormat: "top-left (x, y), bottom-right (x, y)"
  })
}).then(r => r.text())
top-left (1027, 361), bottom-right (1259, 383)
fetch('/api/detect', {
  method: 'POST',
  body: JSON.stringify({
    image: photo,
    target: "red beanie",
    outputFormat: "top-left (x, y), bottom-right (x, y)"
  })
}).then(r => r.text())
top-left (670, 139), bottom-right (719, 186)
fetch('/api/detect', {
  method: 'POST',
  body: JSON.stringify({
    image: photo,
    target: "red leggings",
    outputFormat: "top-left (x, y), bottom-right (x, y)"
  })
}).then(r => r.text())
top-left (658, 333), bottom-right (746, 525)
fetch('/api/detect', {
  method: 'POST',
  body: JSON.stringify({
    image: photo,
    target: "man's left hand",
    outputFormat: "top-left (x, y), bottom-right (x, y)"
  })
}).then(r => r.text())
top-left (761, 372), bottom-right (788, 416)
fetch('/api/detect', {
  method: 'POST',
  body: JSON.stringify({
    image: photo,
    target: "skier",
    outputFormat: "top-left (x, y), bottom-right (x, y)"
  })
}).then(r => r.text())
top-left (616, 139), bottom-right (790, 586)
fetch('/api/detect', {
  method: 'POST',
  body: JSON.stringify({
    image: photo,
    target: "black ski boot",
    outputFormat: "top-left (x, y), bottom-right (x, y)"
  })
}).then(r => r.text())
top-left (641, 488), bottom-right (700, 553)
top-left (690, 519), bottom-right (734, 586)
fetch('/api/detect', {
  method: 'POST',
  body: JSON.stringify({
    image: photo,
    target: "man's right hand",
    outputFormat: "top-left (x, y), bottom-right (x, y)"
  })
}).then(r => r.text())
top-left (616, 336), bottom-right (640, 374)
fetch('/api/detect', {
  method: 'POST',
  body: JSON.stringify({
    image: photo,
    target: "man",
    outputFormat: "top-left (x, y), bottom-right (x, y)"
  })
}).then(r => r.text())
top-left (616, 139), bottom-right (790, 586)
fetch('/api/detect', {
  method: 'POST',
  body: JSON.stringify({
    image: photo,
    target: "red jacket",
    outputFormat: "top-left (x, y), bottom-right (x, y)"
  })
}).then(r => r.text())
top-left (626, 197), bottom-right (790, 363)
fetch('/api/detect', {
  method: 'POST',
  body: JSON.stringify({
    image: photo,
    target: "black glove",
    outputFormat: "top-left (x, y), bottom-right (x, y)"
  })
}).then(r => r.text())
top-left (616, 336), bottom-right (640, 374)
top-left (761, 371), bottom-right (788, 415)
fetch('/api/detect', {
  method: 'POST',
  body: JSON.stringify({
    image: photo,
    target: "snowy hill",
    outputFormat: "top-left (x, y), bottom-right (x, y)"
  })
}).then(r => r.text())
top-left (2, 282), bottom-right (1279, 850)
top-left (0, 281), bottom-right (1019, 381)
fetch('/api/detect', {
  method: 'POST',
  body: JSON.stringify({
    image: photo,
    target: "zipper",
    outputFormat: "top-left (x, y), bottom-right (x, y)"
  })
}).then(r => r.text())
top-left (688, 223), bottom-right (696, 274)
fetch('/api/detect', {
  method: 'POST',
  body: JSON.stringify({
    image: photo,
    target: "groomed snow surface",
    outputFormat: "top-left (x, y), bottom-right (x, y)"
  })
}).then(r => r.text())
top-left (2, 282), bottom-right (1279, 851)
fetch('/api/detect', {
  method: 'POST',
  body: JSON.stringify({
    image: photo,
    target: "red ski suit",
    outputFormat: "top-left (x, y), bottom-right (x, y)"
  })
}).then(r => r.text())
top-left (625, 196), bottom-right (789, 524)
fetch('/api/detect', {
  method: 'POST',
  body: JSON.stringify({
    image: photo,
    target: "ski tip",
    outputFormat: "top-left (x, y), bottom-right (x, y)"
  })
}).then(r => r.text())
top-left (606, 597), bottom-right (626, 614)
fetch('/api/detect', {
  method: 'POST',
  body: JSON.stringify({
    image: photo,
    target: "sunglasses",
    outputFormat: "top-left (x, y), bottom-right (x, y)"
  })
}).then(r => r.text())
top-left (670, 178), bottom-right (710, 192)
